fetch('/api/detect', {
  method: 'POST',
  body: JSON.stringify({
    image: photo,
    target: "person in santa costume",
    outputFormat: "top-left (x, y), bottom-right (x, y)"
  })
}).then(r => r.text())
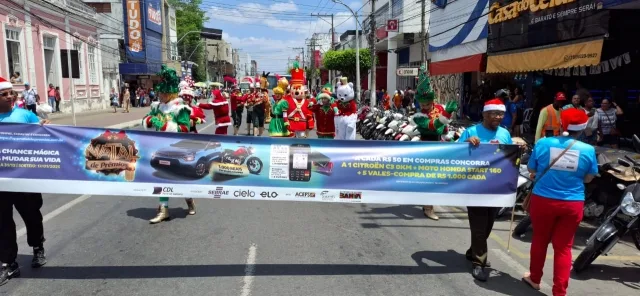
top-left (309, 84), bottom-right (337, 139)
top-left (142, 65), bottom-right (197, 223)
top-left (269, 78), bottom-right (291, 137)
top-left (286, 61), bottom-right (313, 138)
top-left (411, 65), bottom-right (458, 221)
top-left (198, 89), bottom-right (232, 135)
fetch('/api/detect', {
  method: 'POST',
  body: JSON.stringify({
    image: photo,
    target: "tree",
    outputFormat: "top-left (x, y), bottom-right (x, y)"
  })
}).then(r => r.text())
top-left (322, 49), bottom-right (373, 83)
top-left (168, 0), bottom-right (208, 82)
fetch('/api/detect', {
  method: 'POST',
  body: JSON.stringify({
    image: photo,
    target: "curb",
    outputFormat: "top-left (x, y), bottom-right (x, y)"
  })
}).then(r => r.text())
top-left (106, 119), bottom-right (142, 130)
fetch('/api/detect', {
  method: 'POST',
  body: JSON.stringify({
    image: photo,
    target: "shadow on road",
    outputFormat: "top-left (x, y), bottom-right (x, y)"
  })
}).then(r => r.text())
top-left (571, 262), bottom-right (640, 290)
top-left (355, 205), bottom-right (427, 220)
top-left (126, 207), bottom-right (190, 221)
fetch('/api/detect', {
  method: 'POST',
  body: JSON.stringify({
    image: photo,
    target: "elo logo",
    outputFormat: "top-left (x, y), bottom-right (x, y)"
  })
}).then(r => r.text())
top-left (260, 191), bottom-right (278, 198)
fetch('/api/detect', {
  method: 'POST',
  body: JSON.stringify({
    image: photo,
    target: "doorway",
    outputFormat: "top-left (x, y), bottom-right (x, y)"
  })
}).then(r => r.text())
top-left (43, 36), bottom-right (59, 87)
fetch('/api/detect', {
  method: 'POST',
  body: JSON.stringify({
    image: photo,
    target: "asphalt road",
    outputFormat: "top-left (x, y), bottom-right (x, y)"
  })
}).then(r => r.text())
top-left (3, 116), bottom-right (640, 296)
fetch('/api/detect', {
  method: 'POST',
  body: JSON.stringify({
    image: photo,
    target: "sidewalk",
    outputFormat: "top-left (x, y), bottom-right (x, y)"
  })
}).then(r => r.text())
top-left (50, 107), bottom-right (149, 128)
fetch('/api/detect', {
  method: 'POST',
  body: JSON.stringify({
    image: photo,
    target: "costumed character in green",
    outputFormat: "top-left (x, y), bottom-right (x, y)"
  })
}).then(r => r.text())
top-left (411, 65), bottom-right (458, 220)
top-left (308, 83), bottom-right (338, 139)
top-left (269, 77), bottom-right (291, 137)
top-left (142, 65), bottom-right (197, 224)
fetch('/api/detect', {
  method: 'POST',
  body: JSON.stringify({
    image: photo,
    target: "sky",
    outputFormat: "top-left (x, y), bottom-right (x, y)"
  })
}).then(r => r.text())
top-left (202, 0), bottom-right (365, 75)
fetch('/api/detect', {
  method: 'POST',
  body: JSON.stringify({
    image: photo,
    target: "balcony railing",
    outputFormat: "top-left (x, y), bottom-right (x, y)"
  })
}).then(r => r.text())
top-left (43, 0), bottom-right (97, 19)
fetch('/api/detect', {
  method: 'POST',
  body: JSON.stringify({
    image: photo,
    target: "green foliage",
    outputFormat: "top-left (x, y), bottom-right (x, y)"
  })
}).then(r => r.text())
top-left (168, 0), bottom-right (208, 81)
top-left (322, 49), bottom-right (373, 82)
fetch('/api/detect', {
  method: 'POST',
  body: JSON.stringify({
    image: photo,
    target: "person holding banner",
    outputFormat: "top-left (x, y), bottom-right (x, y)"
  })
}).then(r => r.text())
top-left (198, 89), bottom-right (232, 135)
top-left (412, 66), bottom-right (458, 221)
top-left (522, 108), bottom-right (597, 295)
top-left (0, 76), bottom-right (49, 286)
top-left (141, 66), bottom-right (197, 223)
top-left (457, 98), bottom-right (513, 282)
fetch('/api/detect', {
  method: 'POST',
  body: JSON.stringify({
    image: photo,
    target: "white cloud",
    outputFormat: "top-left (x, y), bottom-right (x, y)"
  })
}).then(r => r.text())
top-left (222, 33), bottom-right (304, 74)
top-left (269, 1), bottom-right (298, 12)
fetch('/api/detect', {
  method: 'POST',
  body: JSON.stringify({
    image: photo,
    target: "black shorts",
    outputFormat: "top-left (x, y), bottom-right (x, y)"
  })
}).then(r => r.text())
top-left (233, 107), bottom-right (244, 127)
top-left (252, 111), bottom-right (265, 128)
top-left (246, 110), bottom-right (253, 123)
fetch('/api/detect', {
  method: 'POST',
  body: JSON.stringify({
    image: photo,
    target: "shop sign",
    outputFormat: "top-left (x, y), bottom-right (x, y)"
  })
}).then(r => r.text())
top-left (146, 0), bottom-right (163, 34)
top-left (396, 68), bottom-right (419, 76)
top-left (126, 0), bottom-right (143, 52)
top-left (386, 19), bottom-right (399, 32)
top-left (488, 0), bottom-right (609, 53)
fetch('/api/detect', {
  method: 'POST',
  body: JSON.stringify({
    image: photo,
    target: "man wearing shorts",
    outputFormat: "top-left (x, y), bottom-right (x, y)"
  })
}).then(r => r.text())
top-left (230, 86), bottom-right (245, 135)
top-left (252, 89), bottom-right (266, 136)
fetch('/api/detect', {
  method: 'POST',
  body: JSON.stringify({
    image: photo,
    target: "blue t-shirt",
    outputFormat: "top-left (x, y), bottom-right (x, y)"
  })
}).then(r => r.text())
top-left (458, 124), bottom-right (513, 144)
top-left (501, 101), bottom-right (519, 127)
top-left (0, 108), bottom-right (40, 124)
top-left (528, 136), bottom-right (598, 201)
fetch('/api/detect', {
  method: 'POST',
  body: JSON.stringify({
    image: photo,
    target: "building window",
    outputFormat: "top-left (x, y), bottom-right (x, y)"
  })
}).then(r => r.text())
top-left (171, 42), bottom-right (178, 58)
top-left (73, 42), bottom-right (85, 84)
top-left (391, 0), bottom-right (403, 18)
top-left (42, 36), bottom-right (59, 87)
top-left (88, 46), bottom-right (97, 84)
top-left (5, 28), bottom-right (23, 81)
top-left (85, 3), bottom-right (111, 13)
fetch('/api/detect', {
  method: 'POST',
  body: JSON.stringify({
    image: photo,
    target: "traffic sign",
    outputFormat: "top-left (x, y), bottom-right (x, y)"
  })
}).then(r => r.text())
top-left (396, 68), bottom-right (419, 76)
top-left (386, 19), bottom-right (399, 32)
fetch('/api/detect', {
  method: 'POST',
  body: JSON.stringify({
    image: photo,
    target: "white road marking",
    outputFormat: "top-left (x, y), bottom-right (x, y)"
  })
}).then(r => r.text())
top-left (434, 206), bottom-right (463, 224)
top-left (491, 249), bottom-right (551, 291)
top-left (240, 243), bottom-right (258, 296)
top-left (17, 194), bottom-right (92, 238)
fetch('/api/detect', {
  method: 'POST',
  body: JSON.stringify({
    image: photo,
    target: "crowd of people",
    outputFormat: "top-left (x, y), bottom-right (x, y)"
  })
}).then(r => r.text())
top-left (0, 65), bottom-right (617, 296)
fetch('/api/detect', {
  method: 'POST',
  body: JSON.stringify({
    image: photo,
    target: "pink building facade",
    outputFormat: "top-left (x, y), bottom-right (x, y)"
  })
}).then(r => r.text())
top-left (0, 0), bottom-right (106, 112)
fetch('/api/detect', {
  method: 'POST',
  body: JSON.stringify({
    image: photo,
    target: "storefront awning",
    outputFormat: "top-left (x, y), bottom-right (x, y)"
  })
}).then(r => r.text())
top-left (429, 53), bottom-right (485, 76)
top-left (486, 39), bottom-right (604, 73)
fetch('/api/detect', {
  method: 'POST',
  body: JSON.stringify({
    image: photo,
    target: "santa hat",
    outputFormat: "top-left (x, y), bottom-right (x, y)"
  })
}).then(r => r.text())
top-left (483, 98), bottom-right (506, 112)
top-left (211, 89), bottom-right (227, 105)
top-left (0, 76), bottom-right (12, 90)
top-left (561, 108), bottom-right (588, 136)
top-left (555, 92), bottom-right (567, 101)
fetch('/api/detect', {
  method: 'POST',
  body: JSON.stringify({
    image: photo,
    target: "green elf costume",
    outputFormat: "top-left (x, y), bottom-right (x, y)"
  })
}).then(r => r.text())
top-left (142, 65), bottom-right (197, 224)
top-left (411, 65), bottom-right (458, 220)
top-left (269, 77), bottom-right (291, 137)
top-left (308, 83), bottom-right (338, 139)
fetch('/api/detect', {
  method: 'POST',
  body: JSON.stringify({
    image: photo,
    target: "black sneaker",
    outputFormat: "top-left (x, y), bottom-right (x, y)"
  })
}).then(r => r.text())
top-left (32, 246), bottom-right (47, 268)
top-left (472, 265), bottom-right (488, 282)
top-left (0, 262), bottom-right (20, 286)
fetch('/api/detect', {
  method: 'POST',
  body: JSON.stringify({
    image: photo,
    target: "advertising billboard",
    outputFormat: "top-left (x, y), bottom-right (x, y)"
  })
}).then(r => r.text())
top-left (146, 0), bottom-right (163, 34)
top-left (124, 0), bottom-right (146, 62)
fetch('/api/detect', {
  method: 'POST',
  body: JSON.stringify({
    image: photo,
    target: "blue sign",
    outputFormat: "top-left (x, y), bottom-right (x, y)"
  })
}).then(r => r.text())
top-left (146, 0), bottom-right (163, 34)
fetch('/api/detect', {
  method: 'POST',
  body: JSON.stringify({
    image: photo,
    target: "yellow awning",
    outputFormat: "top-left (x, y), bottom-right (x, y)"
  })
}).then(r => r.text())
top-left (487, 39), bottom-right (603, 73)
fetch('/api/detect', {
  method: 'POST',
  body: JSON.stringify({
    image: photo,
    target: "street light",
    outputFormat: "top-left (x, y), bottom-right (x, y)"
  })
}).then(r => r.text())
top-left (332, 0), bottom-right (360, 102)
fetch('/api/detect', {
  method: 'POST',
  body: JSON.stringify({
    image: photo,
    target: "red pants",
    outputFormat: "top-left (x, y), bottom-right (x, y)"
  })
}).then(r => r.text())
top-left (215, 126), bottom-right (228, 135)
top-left (529, 193), bottom-right (583, 296)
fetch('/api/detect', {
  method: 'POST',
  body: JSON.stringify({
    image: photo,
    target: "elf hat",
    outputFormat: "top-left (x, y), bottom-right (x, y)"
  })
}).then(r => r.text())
top-left (155, 65), bottom-right (180, 94)
top-left (561, 107), bottom-right (588, 136)
top-left (0, 76), bottom-right (12, 90)
top-left (483, 98), bottom-right (506, 112)
top-left (414, 65), bottom-right (436, 103)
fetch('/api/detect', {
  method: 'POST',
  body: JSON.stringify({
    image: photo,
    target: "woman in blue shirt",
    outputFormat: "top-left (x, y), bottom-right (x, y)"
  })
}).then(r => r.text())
top-left (458, 99), bottom-right (512, 282)
top-left (522, 108), bottom-right (598, 295)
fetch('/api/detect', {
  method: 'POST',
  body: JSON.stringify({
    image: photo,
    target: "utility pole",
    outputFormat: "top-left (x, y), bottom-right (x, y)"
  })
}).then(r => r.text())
top-left (420, 0), bottom-right (426, 65)
top-left (369, 0), bottom-right (377, 106)
top-left (311, 14), bottom-right (335, 85)
top-left (292, 47), bottom-right (305, 69)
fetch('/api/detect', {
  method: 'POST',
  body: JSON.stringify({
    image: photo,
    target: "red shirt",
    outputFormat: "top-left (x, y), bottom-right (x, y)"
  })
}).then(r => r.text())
top-left (230, 93), bottom-right (246, 111)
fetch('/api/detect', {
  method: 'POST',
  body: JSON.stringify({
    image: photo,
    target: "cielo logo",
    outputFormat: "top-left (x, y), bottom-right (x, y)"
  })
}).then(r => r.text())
top-left (295, 192), bottom-right (315, 198)
top-left (234, 190), bottom-right (255, 198)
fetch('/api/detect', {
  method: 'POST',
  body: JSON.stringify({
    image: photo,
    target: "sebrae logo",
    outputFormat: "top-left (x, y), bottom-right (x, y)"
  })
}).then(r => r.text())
top-left (295, 192), bottom-right (316, 198)
top-left (84, 130), bottom-right (139, 181)
top-left (208, 186), bottom-right (228, 198)
top-left (147, 3), bottom-right (162, 25)
top-left (339, 191), bottom-right (362, 201)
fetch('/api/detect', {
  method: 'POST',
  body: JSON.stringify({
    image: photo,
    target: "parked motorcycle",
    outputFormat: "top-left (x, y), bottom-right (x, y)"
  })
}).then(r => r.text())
top-left (573, 155), bottom-right (640, 273)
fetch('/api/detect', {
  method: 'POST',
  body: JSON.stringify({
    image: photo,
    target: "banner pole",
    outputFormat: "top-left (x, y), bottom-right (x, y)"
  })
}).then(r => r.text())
top-left (506, 205), bottom-right (517, 252)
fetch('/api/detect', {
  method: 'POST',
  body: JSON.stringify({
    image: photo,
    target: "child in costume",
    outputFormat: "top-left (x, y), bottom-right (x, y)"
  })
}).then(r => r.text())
top-left (334, 77), bottom-right (358, 140)
top-left (178, 81), bottom-right (206, 133)
top-left (269, 78), bottom-right (291, 137)
top-left (286, 61), bottom-right (313, 138)
top-left (309, 84), bottom-right (337, 139)
top-left (142, 65), bottom-right (197, 223)
top-left (411, 65), bottom-right (458, 220)
top-left (198, 89), bottom-right (232, 135)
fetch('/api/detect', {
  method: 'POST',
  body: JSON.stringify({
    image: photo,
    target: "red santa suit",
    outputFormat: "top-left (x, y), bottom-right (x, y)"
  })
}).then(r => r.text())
top-left (199, 89), bottom-right (231, 135)
top-left (309, 94), bottom-right (337, 139)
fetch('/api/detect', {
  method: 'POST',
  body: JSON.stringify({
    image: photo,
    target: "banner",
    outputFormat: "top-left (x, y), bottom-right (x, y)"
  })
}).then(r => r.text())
top-left (145, 0), bottom-right (163, 34)
top-left (488, 0), bottom-right (610, 53)
top-left (124, 0), bottom-right (145, 61)
top-left (0, 124), bottom-right (520, 207)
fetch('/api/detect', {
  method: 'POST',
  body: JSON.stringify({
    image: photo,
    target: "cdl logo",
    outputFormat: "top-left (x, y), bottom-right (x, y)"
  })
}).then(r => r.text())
top-left (153, 187), bottom-right (173, 194)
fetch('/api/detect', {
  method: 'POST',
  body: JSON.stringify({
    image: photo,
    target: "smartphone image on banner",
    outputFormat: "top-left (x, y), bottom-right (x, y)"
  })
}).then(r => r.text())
top-left (289, 144), bottom-right (311, 181)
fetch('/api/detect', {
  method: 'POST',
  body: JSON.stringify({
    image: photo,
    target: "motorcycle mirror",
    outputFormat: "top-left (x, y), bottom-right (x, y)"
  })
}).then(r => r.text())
top-left (616, 184), bottom-right (626, 190)
top-left (618, 158), bottom-right (632, 167)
